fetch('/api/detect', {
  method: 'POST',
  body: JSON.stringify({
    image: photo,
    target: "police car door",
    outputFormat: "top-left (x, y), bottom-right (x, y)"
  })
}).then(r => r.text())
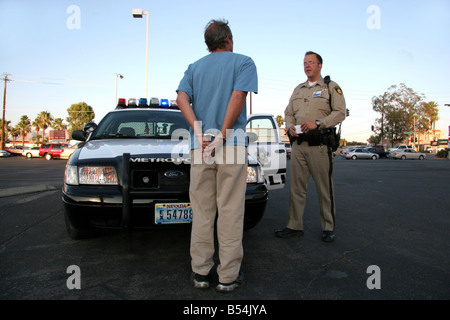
top-left (246, 114), bottom-right (286, 190)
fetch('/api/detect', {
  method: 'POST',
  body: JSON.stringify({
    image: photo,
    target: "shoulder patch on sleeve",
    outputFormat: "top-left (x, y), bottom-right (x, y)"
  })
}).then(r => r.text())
top-left (334, 86), bottom-right (343, 95)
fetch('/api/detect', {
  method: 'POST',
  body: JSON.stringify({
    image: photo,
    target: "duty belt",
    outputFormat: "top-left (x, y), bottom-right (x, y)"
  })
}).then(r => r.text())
top-left (295, 128), bottom-right (335, 147)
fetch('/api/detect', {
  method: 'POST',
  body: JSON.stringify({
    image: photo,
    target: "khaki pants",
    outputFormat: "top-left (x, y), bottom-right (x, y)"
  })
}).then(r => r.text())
top-left (189, 146), bottom-right (247, 284)
top-left (288, 141), bottom-right (335, 232)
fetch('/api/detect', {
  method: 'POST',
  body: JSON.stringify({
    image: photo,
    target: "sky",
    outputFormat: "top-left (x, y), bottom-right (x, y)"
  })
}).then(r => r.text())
top-left (1, 0), bottom-right (450, 143)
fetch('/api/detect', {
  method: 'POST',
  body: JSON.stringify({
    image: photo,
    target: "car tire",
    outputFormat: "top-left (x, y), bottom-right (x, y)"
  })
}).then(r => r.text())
top-left (45, 153), bottom-right (53, 160)
top-left (419, 155), bottom-right (424, 160)
top-left (26, 153), bottom-right (32, 158)
top-left (371, 155), bottom-right (377, 160)
top-left (64, 208), bottom-right (94, 240)
top-left (351, 155), bottom-right (357, 160)
top-left (401, 155), bottom-right (406, 160)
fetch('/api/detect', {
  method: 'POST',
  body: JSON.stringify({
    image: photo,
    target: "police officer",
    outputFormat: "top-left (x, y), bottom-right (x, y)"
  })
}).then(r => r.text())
top-left (275, 51), bottom-right (346, 242)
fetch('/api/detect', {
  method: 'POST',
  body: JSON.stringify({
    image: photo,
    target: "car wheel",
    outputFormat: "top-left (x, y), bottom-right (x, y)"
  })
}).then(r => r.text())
top-left (371, 155), bottom-right (377, 160)
top-left (401, 155), bottom-right (406, 160)
top-left (45, 153), bottom-right (53, 160)
top-left (64, 207), bottom-right (94, 240)
top-left (419, 155), bottom-right (424, 160)
top-left (26, 153), bottom-right (32, 158)
top-left (351, 155), bottom-right (357, 160)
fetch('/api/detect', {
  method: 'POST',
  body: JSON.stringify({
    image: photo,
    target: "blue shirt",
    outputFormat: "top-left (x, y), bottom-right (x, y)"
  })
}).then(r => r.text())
top-left (177, 52), bottom-right (258, 149)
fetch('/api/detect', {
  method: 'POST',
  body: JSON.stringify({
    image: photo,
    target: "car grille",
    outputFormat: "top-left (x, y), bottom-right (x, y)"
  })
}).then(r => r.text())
top-left (129, 162), bottom-right (190, 190)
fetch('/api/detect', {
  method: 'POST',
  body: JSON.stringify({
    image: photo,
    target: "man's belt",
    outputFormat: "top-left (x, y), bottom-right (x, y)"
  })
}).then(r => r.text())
top-left (295, 128), bottom-right (336, 146)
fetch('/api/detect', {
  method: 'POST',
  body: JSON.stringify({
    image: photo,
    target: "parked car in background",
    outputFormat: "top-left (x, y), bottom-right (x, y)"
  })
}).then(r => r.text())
top-left (5, 146), bottom-right (26, 156)
top-left (387, 145), bottom-right (413, 156)
top-left (39, 143), bottom-right (69, 160)
top-left (390, 149), bottom-right (426, 160)
top-left (22, 146), bottom-right (41, 158)
top-left (366, 146), bottom-right (388, 158)
top-left (0, 150), bottom-right (11, 157)
top-left (343, 148), bottom-right (379, 160)
top-left (60, 142), bottom-right (80, 159)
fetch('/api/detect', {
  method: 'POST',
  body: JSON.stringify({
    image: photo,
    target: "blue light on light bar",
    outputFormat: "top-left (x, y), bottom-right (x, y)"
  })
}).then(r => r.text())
top-left (138, 98), bottom-right (148, 107)
top-left (160, 99), bottom-right (169, 107)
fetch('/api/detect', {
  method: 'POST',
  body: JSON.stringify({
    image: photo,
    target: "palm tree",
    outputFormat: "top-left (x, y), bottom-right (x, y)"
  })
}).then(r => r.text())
top-left (32, 119), bottom-right (41, 143)
top-left (53, 118), bottom-right (67, 130)
top-left (37, 111), bottom-right (54, 142)
top-left (16, 115), bottom-right (32, 145)
top-left (9, 127), bottom-right (19, 145)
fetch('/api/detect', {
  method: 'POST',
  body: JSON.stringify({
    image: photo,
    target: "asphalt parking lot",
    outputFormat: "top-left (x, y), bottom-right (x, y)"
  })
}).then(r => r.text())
top-left (0, 155), bottom-right (449, 307)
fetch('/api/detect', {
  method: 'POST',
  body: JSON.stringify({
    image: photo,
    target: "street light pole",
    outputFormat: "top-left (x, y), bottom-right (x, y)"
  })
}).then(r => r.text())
top-left (132, 9), bottom-right (149, 98)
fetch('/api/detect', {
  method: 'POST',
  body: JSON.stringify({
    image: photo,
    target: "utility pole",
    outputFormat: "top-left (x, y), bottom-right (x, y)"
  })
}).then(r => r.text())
top-left (1, 74), bottom-right (10, 150)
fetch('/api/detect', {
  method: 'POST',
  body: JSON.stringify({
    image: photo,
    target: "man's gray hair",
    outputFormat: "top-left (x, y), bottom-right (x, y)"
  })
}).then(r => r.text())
top-left (204, 19), bottom-right (233, 52)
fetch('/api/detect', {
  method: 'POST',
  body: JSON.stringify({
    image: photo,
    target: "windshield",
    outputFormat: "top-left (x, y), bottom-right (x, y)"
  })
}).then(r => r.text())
top-left (90, 110), bottom-right (190, 140)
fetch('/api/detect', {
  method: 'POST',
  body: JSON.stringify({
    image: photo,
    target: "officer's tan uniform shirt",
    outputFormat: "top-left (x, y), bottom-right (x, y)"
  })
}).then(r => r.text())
top-left (285, 76), bottom-right (346, 130)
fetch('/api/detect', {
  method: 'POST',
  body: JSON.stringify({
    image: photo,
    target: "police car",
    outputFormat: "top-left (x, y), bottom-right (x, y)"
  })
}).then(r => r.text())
top-left (62, 98), bottom-right (286, 239)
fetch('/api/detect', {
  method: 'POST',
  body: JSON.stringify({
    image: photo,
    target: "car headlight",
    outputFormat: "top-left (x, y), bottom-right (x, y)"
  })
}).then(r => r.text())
top-left (246, 165), bottom-right (264, 184)
top-left (64, 164), bottom-right (79, 185)
top-left (64, 165), bottom-right (118, 185)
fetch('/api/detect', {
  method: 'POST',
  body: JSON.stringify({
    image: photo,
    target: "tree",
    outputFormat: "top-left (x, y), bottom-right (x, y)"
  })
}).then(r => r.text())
top-left (66, 102), bottom-right (95, 138)
top-left (371, 84), bottom-right (437, 146)
top-left (16, 115), bottom-right (31, 145)
top-left (9, 127), bottom-right (19, 145)
top-left (53, 118), bottom-right (67, 130)
top-left (275, 115), bottom-right (284, 128)
top-left (32, 119), bottom-right (41, 143)
top-left (36, 111), bottom-right (54, 143)
top-left (421, 101), bottom-right (439, 132)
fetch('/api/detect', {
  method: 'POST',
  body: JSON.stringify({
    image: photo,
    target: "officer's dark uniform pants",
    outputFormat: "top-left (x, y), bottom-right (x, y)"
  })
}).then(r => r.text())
top-left (288, 141), bottom-right (335, 232)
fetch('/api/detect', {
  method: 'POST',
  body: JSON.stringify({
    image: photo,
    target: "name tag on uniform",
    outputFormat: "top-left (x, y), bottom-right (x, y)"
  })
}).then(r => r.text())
top-left (312, 91), bottom-right (322, 97)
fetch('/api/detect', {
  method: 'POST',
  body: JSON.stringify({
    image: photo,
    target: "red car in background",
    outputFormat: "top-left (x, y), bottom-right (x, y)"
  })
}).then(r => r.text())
top-left (39, 143), bottom-right (69, 160)
top-left (4, 146), bottom-right (26, 156)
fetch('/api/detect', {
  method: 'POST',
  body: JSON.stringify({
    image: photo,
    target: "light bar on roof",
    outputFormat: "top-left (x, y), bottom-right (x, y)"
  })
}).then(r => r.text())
top-left (115, 97), bottom-right (179, 109)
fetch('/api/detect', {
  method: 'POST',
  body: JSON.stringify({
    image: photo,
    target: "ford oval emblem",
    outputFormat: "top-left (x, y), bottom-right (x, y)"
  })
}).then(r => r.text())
top-left (164, 170), bottom-right (184, 178)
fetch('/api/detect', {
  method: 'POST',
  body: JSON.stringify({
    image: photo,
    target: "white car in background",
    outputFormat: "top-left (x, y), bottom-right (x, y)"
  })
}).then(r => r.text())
top-left (0, 150), bottom-right (11, 157)
top-left (390, 149), bottom-right (426, 160)
top-left (22, 146), bottom-right (41, 158)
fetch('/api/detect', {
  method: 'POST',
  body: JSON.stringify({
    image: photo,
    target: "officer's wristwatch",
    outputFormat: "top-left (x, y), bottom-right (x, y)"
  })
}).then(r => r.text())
top-left (315, 120), bottom-right (321, 128)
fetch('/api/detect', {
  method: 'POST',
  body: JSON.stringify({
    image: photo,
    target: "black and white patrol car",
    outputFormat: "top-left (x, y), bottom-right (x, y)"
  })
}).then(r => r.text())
top-left (62, 98), bottom-right (286, 239)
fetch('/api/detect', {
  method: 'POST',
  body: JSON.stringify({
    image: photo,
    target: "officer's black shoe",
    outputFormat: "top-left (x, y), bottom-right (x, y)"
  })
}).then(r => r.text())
top-left (322, 231), bottom-right (335, 242)
top-left (216, 272), bottom-right (245, 293)
top-left (275, 228), bottom-right (304, 238)
top-left (192, 272), bottom-right (211, 289)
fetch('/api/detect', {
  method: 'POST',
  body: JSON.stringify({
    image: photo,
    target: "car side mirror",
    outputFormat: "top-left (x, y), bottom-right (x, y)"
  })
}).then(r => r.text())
top-left (72, 129), bottom-right (87, 141)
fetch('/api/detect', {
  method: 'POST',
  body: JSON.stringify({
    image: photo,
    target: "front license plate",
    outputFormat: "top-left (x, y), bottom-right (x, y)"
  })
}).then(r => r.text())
top-left (155, 203), bottom-right (193, 224)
